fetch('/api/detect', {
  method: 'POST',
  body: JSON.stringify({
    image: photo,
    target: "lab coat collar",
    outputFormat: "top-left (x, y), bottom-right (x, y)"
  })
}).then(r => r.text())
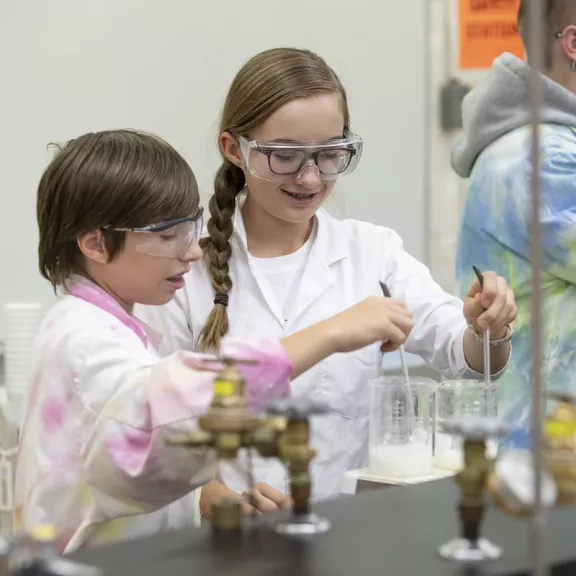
top-left (65, 275), bottom-right (163, 350)
top-left (231, 192), bottom-right (348, 265)
top-left (230, 193), bottom-right (349, 327)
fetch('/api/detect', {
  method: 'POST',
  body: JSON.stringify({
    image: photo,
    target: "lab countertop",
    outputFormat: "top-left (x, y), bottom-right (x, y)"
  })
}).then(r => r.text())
top-left (72, 478), bottom-right (576, 576)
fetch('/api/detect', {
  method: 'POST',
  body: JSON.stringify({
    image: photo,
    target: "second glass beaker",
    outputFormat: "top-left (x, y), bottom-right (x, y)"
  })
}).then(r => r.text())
top-left (434, 379), bottom-right (498, 472)
top-left (368, 376), bottom-right (437, 478)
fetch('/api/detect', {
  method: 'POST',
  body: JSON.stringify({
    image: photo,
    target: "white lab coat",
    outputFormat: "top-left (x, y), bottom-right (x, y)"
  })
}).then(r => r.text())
top-left (138, 205), bottom-right (489, 501)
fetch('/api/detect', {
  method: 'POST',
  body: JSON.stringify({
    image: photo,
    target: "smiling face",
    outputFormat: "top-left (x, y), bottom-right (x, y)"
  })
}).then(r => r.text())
top-left (221, 92), bottom-right (346, 227)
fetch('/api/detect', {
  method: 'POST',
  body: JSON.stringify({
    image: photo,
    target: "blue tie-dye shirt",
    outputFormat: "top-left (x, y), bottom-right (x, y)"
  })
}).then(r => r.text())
top-left (453, 54), bottom-right (576, 449)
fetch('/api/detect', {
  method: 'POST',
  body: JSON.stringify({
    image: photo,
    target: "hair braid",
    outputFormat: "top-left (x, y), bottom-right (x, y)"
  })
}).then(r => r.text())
top-left (196, 160), bottom-right (245, 351)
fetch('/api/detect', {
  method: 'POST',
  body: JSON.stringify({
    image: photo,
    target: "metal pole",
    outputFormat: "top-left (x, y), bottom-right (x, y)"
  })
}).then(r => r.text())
top-left (526, 0), bottom-right (547, 574)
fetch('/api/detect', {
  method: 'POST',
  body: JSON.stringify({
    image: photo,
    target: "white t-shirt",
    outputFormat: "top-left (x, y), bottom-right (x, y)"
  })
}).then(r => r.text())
top-left (249, 236), bottom-right (313, 324)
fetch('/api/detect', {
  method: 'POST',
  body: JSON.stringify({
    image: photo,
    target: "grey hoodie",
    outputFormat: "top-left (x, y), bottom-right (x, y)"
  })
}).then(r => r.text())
top-left (452, 52), bottom-right (576, 178)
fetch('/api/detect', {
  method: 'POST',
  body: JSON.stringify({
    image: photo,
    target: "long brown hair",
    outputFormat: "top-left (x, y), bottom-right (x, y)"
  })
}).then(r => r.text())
top-left (196, 48), bottom-right (350, 351)
top-left (37, 129), bottom-right (198, 290)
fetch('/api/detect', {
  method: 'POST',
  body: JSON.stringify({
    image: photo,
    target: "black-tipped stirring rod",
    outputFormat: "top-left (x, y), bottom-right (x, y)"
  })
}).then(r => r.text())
top-left (379, 281), bottom-right (415, 433)
top-left (472, 266), bottom-right (491, 385)
top-left (379, 280), bottom-right (392, 299)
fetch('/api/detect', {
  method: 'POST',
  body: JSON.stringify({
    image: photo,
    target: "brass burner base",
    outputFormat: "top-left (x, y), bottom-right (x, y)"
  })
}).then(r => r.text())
top-left (274, 514), bottom-right (331, 536)
top-left (438, 537), bottom-right (502, 562)
top-left (211, 498), bottom-right (244, 532)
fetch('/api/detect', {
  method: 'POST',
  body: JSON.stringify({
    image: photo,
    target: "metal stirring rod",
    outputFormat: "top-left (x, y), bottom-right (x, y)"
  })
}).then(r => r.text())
top-left (379, 281), bottom-right (416, 432)
top-left (472, 266), bottom-right (491, 388)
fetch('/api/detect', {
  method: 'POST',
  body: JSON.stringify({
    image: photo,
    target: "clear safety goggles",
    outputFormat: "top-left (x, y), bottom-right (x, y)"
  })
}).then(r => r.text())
top-left (105, 207), bottom-right (204, 258)
top-left (237, 133), bottom-right (363, 183)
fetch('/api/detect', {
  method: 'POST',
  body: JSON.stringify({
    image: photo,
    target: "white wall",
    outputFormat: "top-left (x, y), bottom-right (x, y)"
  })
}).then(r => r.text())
top-left (427, 0), bottom-right (494, 295)
top-left (428, 0), bottom-right (466, 296)
top-left (0, 0), bottom-right (429, 338)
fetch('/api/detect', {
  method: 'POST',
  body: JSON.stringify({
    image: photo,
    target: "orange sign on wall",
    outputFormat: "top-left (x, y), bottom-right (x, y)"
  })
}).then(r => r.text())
top-left (459, 0), bottom-right (525, 69)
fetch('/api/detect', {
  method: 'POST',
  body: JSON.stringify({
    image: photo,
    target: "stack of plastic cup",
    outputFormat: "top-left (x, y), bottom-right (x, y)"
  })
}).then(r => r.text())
top-left (2, 303), bottom-right (44, 425)
top-left (0, 385), bottom-right (19, 534)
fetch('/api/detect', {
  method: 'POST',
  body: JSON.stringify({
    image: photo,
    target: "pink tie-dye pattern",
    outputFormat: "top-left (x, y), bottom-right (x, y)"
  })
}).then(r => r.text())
top-left (15, 278), bottom-right (294, 552)
top-left (66, 277), bottom-right (162, 351)
top-left (221, 337), bottom-right (292, 413)
top-left (41, 397), bottom-right (67, 432)
top-left (105, 427), bottom-right (153, 475)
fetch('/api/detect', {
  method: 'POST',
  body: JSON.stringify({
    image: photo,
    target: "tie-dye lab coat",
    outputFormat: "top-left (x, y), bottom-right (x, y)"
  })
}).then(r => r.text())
top-left (456, 124), bottom-right (576, 449)
top-left (14, 276), bottom-right (291, 552)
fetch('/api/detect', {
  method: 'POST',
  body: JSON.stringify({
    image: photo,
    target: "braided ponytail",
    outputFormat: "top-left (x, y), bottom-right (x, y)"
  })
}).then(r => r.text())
top-left (196, 160), bottom-right (245, 351)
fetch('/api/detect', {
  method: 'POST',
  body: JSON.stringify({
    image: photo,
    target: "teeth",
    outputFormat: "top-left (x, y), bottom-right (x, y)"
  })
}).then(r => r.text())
top-left (287, 192), bottom-right (313, 199)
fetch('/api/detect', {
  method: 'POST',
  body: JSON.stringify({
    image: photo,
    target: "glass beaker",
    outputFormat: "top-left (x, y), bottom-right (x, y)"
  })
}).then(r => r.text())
top-left (368, 376), bottom-right (437, 479)
top-left (434, 380), bottom-right (498, 472)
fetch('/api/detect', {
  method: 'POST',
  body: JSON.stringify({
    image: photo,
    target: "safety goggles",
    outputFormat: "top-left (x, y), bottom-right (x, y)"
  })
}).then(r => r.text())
top-left (105, 207), bottom-right (204, 258)
top-left (237, 133), bottom-right (363, 183)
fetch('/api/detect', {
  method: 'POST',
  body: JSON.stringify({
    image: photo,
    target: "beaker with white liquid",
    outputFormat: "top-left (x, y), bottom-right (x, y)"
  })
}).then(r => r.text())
top-left (368, 376), bottom-right (437, 479)
top-left (434, 380), bottom-right (498, 472)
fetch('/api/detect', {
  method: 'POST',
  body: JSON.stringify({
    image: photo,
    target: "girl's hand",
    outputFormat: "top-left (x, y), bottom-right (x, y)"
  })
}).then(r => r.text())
top-left (464, 271), bottom-right (517, 338)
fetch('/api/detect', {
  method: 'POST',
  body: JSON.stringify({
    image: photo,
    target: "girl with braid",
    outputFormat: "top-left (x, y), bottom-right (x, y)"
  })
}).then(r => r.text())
top-left (139, 48), bottom-right (517, 517)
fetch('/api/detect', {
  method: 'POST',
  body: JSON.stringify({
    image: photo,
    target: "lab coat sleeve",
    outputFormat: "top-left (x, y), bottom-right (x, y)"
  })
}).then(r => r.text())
top-left (383, 230), bottom-right (505, 379)
top-left (74, 328), bottom-right (292, 515)
top-left (134, 289), bottom-right (195, 357)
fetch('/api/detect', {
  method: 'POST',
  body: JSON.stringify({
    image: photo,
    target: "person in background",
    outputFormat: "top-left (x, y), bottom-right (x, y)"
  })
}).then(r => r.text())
top-left (453, 0), bottom-right (576, 449)
top-left (138, 47), bottom-right (517, 517)
top-left (16, 129), bottom-right (415, 552)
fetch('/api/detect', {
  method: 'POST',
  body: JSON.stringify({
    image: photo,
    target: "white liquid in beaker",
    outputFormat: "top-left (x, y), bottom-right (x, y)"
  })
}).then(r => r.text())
top-left (435, 433), bottom-right (463, 471)
top-left (435, 433), bottom-right (498, 472)
top-left (369, 429), bottom-right (432, 478)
